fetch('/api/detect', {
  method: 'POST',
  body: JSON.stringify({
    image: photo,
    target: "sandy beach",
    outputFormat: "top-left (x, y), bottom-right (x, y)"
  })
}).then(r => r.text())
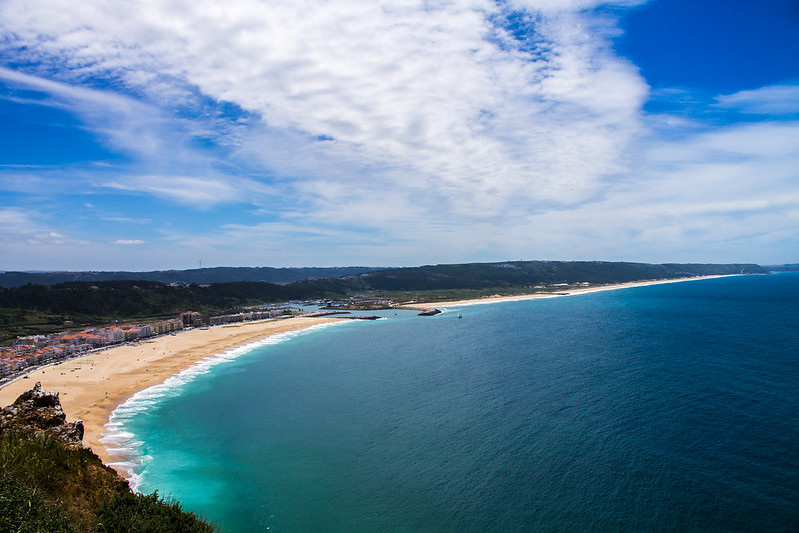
top-left (403, 275), bottom-right (733, 309)
top-left (0, 275), bottom-right (731, 473)
top-left (0, 316), bottom-right (345, 466)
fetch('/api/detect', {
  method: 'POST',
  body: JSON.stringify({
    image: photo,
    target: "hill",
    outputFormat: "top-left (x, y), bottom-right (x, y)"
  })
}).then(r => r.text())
top-left (0, 266), bottom-right (385, 288)
top-left (352, 261), bottom-right (766, 291)
top-left (0, 261), bottom-right (769, 342)
top-left (766, 264), bottom-right (799, 272)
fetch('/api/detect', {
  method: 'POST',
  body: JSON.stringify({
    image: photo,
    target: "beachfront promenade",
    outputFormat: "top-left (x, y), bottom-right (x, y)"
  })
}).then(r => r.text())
top-left (0, 308), bottom-right (290, 386)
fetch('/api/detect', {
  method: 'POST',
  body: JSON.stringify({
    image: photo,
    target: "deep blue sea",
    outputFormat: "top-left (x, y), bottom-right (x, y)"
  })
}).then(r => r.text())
top-left (103, 274), bottom-right (799, 532)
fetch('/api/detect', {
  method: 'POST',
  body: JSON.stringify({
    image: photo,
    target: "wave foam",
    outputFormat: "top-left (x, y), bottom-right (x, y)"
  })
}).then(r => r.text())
top-left (100, 321), bottom-right (345, 491)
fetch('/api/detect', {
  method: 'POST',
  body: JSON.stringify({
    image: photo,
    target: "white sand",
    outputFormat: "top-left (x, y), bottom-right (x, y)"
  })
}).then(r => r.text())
top-left (0, 316), bottom-right (345, 465)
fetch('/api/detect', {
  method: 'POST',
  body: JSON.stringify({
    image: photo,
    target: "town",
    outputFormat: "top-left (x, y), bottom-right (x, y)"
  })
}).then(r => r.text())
top-left (0, 307), bottom-right (292, 384)
top-left (0, 294), bottom-right (412, 385)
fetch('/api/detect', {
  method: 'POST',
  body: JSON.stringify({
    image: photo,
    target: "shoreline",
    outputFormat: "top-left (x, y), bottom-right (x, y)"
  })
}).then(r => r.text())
top-left (401, 275), bottom-right (735, 309)
top-left (0, 316), bottom-right (346, 469)
top-left (0, 275), bottom-right (733, 477)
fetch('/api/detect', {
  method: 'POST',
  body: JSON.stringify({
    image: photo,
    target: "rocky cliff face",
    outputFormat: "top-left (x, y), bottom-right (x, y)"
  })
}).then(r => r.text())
top-left (0, 381), bottom-right (85, 445)
top-left (0, 383), bottom-right (218, 532)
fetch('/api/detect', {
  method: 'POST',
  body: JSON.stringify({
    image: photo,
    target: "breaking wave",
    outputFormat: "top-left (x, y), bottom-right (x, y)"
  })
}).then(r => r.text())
top-left (100, 322), bottom-right (344, 491)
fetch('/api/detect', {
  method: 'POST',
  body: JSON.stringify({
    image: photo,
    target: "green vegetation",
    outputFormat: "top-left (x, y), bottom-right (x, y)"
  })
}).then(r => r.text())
top-left (767, 263), bottom-right (799, 272)
top-left (96, 492), bottom-right (216, 533)
top-left (0, 308), bottom-right (71, 344)
top-left (0, 470), bottom-right (73, 532)
top-left (0, 266), bottom-right (384, 288)
top-left (0, 431), bottom-right (216, 532)
top-left (0, 261), bottom-right (768, 343)
top-left (376, 286), bottom-right (549, 304)
top-left (356, 261), bottom-right (766, 291)
top-left (0, 280), bottom-right (331, 343)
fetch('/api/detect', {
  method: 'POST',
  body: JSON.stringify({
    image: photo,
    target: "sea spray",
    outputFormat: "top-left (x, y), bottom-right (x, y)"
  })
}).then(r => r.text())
top-left (100, 321), bottom-right (349, 491)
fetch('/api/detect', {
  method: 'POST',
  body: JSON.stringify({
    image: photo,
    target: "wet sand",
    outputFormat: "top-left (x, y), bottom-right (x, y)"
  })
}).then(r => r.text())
top-left (401, 276), bottom-right (732, 309)
top-left (0, 275), bottom-right (731, 470)
top-left (0, 316), bottom-right (344, 465)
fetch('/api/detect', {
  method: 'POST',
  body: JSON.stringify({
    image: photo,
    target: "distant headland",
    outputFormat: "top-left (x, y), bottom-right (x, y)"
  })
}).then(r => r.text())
top-left (0, 260), bottom-right (777, 288)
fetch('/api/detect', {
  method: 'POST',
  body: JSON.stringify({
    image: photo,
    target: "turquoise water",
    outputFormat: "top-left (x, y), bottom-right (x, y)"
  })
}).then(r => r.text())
top-left (105, 274), bottom-right (799, 531)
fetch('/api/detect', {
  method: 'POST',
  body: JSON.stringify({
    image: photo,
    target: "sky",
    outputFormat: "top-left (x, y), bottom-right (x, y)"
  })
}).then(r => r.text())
top-left (0, 0), bottom-right (797, 271)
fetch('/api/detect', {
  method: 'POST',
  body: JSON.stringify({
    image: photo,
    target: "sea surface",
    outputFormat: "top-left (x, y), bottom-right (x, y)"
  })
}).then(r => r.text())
top-left (103, 274), bottom-right (799, 532)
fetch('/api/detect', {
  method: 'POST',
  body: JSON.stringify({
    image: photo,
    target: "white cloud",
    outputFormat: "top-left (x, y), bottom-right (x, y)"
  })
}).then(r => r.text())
top-left (194, 117), bottom-right (799, 266)
top-left (102, 216), bottom-right (151, 224)
top-left (0, 208), bottom-right (45, 244)
top-left (1, 1), bottom-right (794, 269)
top-left (508, 119), bottom-right (799, 263)
top-left (0, 208), bottom-right (87, 250)
top-left (0, 66), bottom-right (166, 159)
top-left (103, 175), bottom-right (243, 207)
top-left (510, 0), bottom-right (645, 11)
top-left (0, 67), bottom-right (272, 207)
top-left (112, 239), bottom-right (145, 245)
top-left (715, 84), bottom-right (799, 115)
top-left (0, 0), bottom-right (648, 215)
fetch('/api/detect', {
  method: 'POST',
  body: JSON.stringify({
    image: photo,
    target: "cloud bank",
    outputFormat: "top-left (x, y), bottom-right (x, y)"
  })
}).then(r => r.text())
top-left (1, 0), bottom-right (647, 209)
top-left (0, 0), bottom-right (796, 268)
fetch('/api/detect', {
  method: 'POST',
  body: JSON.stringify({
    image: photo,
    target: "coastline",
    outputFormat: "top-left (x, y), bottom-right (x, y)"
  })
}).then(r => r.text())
top-left (0, 316), bottom-right (346, 468)
top-left (0, 275), bottom-right (733, 476)
top-left (402, 275), bottom-right (735, 309)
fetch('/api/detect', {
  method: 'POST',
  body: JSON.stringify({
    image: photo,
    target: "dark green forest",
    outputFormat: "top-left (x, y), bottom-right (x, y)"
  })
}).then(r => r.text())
top-left (0, 266), bottom-right (384, 288)
top-left (355, 261), bottom-right (765, 291)
top-left (0, 261), bottom-right (768, 342)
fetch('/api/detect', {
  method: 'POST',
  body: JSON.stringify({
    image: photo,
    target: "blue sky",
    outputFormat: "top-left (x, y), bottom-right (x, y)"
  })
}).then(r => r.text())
top-left (0, 0), bottom-right (797, 271)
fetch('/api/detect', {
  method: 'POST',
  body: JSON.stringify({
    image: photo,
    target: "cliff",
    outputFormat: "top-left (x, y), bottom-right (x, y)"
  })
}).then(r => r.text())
top-left (0, 383), bottom-right (216, 532)
top-left (0, 381), bottom-right (86, 445)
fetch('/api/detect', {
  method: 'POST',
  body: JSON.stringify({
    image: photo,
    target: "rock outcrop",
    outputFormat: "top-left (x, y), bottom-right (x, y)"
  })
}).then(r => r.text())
top-left (0, 381), bottom-right (84, 445)
top-left (0, 383), bottom-right (218, 532)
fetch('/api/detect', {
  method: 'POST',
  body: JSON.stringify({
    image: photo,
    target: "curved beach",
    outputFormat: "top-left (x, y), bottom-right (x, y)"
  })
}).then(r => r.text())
top-left (403, 275), bottom-right (733, 309)
top-left (0, 316), bottom-right (345, 466)
top-left (0, 276), bottom-right (730, 473)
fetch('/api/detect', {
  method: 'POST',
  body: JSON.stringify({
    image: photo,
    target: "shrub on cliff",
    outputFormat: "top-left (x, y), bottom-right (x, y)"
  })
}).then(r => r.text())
top-left (0, 384), bottom-right (216, 532)
top-left (0, 468), bottom-right (73, 532)
top-left (97, 491), bottom-right (216, 533)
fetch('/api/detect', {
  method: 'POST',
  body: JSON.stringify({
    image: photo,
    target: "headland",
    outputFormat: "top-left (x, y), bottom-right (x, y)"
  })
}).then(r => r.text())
top-left (401, 275), bottom-right (734, 309)
top-left (0, 275), bottom-right (732, 475)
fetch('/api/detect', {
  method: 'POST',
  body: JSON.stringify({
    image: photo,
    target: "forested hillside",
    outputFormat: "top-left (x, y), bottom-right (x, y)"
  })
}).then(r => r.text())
top-left (0, 261), bottom-right (767, 331)
top-left (0, 266), bottom-right (384, 288)
top-left (354, 261), bottom-right (766, 291)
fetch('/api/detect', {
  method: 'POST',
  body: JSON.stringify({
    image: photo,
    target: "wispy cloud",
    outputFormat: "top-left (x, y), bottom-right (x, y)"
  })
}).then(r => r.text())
top-left (512, 118), bottom-right (799, 263)
top-left (101, 216), bottom-right (150, 224)
top-left (0, 208), bottom-right (49, 244)
top-left (0, 1), bottom-right (795, 269)
top-left (112, 239), bottom-right (145, 245)
top-left (0, 208), bottom-right (90, 250)
top-left (177, 113), bottom-right (799, 265)
top-left (0, 66), bottom-right (167, 158)
top-left (715, 84), bottom-right (799, 115)
top-left (103, 175), bottom-right (244, 207)
top-left (0, 0), bottom-right (648, 214)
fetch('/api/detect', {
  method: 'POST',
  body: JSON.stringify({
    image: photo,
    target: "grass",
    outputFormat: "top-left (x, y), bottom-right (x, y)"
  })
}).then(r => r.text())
top-left (0, 431), bottom-right (217, 532)
top-left (0, 470), bottom-right (74, 532)
top-left (97, 492), bottom-right (216, 533)
top-left (378, 286), bottom-right (549, 304)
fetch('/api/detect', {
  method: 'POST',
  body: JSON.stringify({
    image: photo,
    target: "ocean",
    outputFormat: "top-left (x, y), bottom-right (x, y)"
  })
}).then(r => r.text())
top-left (103, 273), bottom-right (799, 532)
